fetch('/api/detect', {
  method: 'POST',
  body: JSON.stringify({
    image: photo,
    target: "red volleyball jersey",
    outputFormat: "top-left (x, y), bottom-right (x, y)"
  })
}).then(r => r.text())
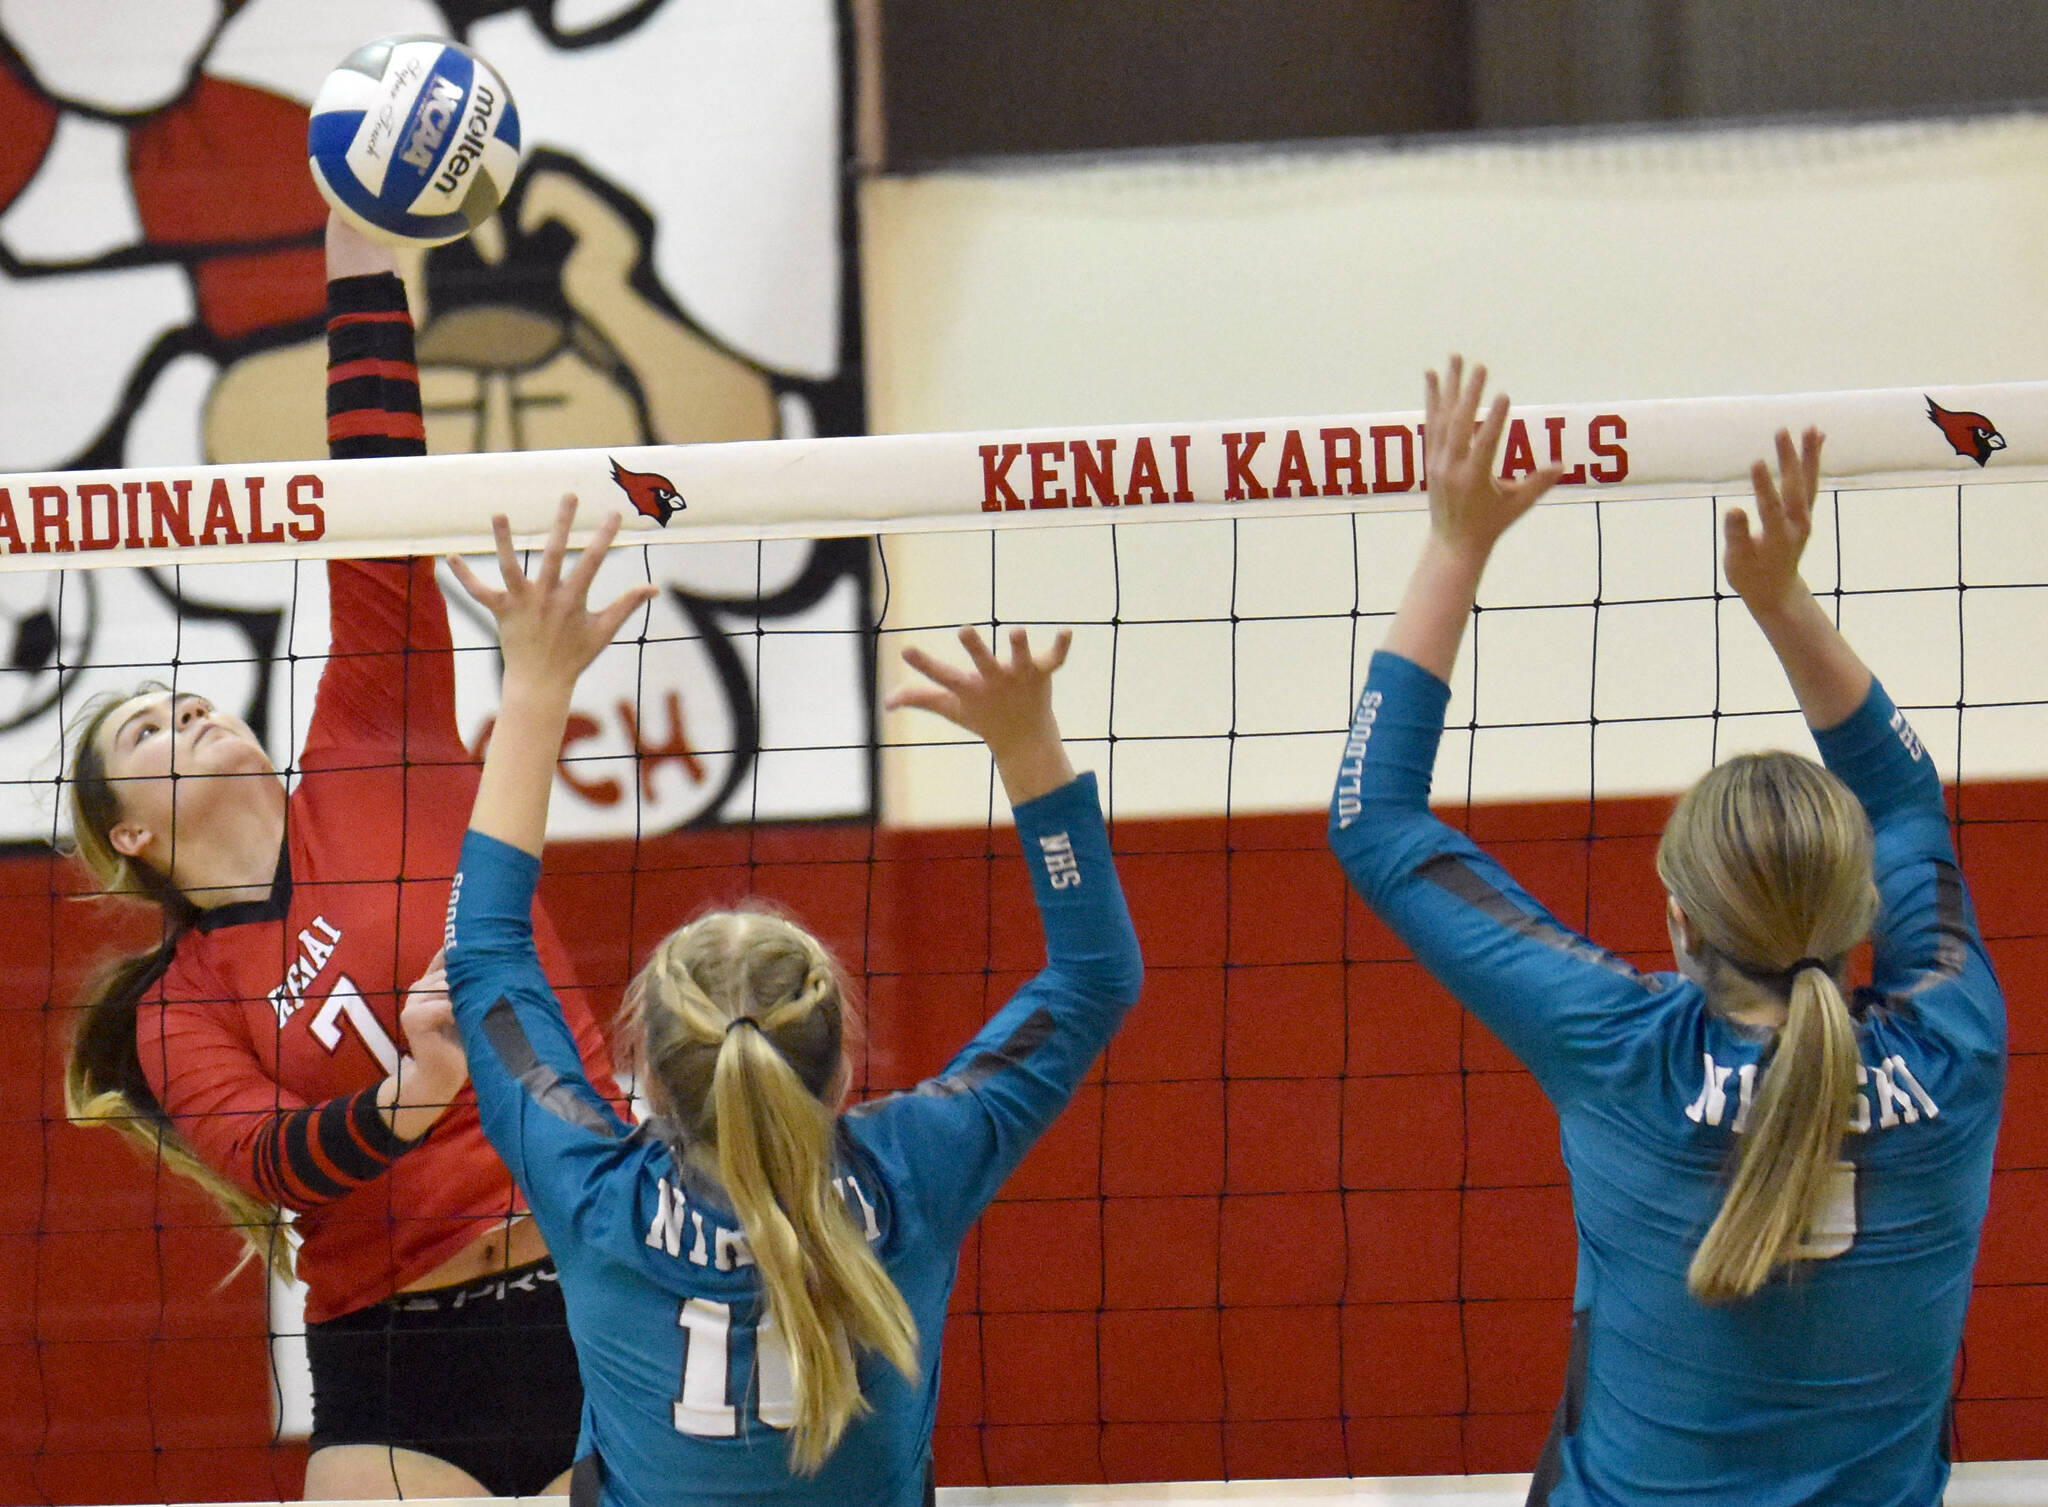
top-left (141, 556), bottom-right (621, 1322)
top-left (137, 273), bottom-right (623, 1324)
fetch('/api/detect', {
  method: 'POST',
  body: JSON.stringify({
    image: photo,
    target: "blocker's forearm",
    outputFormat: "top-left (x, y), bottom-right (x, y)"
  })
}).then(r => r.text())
top-left (1382, 533), bottom-right (1490, 683)
top-left (468, 676), bottom-right (572, 857)
top-left (1749, 586), bottom-right (1873, 733)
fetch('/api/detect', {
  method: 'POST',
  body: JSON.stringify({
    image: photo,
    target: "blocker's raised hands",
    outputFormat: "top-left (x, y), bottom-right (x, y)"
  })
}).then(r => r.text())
top-left (1723, 427), bottom-right (1824, 618)
top-left (1424, 355), bottom-right (1565, 558)
top-left (455, 498), bottom-right (659, 855)
top-left (449, 494), bottom-right (657, 692)
top-left (891, 626), bottom-right (1076, 805)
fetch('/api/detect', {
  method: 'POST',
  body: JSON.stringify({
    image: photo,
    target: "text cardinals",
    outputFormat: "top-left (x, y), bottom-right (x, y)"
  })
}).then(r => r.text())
top-left (0, 473), bottom-right (327, 555)
top-left (980, 415), bottom-right (1630, 512)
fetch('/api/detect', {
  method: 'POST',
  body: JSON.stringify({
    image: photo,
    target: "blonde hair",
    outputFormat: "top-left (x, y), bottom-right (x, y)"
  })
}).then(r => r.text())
top-left (1656, 751), bottom-right (1878, 1304)
top-left (623, 908), bottom-right (916, 1471)
top-left (63, 686), bottom-right (293, 1283)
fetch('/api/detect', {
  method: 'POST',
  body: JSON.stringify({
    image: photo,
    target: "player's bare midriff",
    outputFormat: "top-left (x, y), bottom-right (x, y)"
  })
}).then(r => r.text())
top-left (401, 1212), bottom-right (548, 1291)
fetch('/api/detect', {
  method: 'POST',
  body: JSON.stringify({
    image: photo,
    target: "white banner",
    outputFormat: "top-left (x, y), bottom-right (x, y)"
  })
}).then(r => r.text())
top-left (0, 381), bottom-right (2039, 572)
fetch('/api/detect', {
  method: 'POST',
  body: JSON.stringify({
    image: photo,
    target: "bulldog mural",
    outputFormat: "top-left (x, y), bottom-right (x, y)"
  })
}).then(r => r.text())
top-left (0, 0), bottom-right (870, 843)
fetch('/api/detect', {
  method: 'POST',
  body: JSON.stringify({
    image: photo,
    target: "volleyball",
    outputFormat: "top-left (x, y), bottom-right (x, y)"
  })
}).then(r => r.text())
top-left (307, 36), bottom-right (522, 247)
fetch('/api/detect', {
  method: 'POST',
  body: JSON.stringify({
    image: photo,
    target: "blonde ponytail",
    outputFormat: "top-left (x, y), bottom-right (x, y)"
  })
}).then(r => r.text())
top-left (1656, 752), bottom-right (1878, 1304)
top-left (626, 910), bottom-right (917, 1471)
top-left (1686, 964), bottom-right (1860, 1302)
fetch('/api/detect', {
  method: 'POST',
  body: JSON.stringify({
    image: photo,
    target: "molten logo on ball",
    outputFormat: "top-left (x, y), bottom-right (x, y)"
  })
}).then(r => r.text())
top-left (309, 36), bottom-right (524, 246)
top-left (432, 84), bottom-right (498, 194)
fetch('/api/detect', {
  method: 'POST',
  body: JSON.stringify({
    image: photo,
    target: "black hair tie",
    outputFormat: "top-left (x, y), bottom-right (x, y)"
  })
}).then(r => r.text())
top-left (725, 1015), bottom-right (764, 1037)
top-left (1789, 957), bottom-right (1832, 977)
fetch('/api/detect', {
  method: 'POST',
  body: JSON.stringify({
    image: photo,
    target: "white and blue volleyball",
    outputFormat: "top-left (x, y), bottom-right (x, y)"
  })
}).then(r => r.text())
top-left (307, 36), bottom-right (522, 247)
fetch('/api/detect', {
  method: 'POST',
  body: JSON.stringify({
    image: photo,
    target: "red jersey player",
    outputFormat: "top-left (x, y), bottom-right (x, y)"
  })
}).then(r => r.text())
top-left (63, 215), bottom-right (618, 1500)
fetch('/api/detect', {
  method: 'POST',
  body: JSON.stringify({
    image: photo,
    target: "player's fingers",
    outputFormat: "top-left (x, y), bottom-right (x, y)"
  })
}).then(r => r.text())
top-left (1474, 390), bottom-right (1512, 463)
top-left (592, 583), bottom-right (659, 644)
top-left (1797, 427), bottom-right (1825, 508)
top-left (900, 643), bottom-right (975, 694)
top-left (1722, 504), bottom-right (1752, 556)
top-left (1007, 626), bottom-right (1034, 670)
top-left (958, 626), bottom-right (1003, 678)
top-left (1424, 368), bottom-right (1442, 426)
top-left (1774, 428), bottom-right (1802, 495)
top-left (1455, 363), bottom-right (1490, 447)
top-left (1040, 627), bottom-right (1074, 673)
top-left (1504, 465), bottom-right (1566, 512)
top-left (566, 510), bottom-right (622, 600)
top-left (445, 552), bottom-right (501, 611)
top-left (1434, 357), bottom-right (1468, 457)
top-left (1749, 458), bottom-right (1784, 527)
top-left (1439, 359), bottom-right (1473, 461)
top-left (883, 684), bottom-right (959, 718)
top-left (537, 494), bottom-right (576, 590)
top-left (489, 513), bottom-right (521, 589)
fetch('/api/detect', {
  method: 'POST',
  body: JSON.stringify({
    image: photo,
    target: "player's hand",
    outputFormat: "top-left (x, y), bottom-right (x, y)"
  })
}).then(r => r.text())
top-left (386, 960), bottom-right (466, 1140)
top-left (1724, 427), bottom-right (1823, 620)
top-left (1424, 355), bottom-right (1563, 560)
top-left (889, 626), bottom-right (1077, 805)
top-left (324, 209), bottom-right (397, 281)
top-left (449, 495), bottom-right (658, 693)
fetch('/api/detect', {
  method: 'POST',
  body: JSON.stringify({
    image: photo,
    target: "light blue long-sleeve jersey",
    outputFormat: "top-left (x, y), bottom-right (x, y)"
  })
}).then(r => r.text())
top-left (1330, 650), bottom-right (2004, 1507)
top-left (444, 773), bottom-right (1141, 1507)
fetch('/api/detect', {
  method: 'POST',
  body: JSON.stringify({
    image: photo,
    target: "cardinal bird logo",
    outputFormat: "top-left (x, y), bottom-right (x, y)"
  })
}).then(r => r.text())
top-left (1925, 398), bottom-right (2007, 467)
top-left (611, 460), bottom-right (685, 524)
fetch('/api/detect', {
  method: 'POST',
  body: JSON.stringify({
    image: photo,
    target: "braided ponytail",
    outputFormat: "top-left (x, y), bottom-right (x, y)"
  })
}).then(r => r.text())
top-left (625, 910), bottom-right (916, 1470)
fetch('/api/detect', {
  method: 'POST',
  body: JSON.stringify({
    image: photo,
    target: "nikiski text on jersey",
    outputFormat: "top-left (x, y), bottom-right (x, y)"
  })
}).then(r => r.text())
top-left (1685, 1049), bottom-right (1940, 1135)
top-left (644, 1170), bottom-right (881, 1269)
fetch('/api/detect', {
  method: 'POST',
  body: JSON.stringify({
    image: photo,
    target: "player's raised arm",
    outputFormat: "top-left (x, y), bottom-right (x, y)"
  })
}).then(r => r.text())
top-left (1722, 428), bottom-right (1873, 733)
top-left (1724, 427), bottom-right (1999, 1058)
top-left (451, 498), bottom-right (658, 856)
top-left (1380, 354), bottom-right (1565, 680)
top-left (309, 211), bottom-right (464, 764)
top-left (1330, 360), bottom-right (1651, 1102)
top-left (891, 625), bottom-right (1077, 805)
top-left (856, 628), bottom-right (1143, 1240)
top-left (440, 502), bottom-right (654, 1187)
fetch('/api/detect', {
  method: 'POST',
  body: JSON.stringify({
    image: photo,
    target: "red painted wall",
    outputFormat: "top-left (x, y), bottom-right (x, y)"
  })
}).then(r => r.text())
top-left (5, 786), bottom-right (2046, 1498)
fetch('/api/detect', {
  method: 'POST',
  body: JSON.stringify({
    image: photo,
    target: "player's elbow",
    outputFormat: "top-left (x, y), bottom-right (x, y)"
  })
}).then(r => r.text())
top-left (1055, 937), bottom-right (1144, 1011)
top-left (444, 936), bottom-right (539, 994)
top-left (1327, 799), bottom-right (1427, 904)
top-left (1102, 943), bottom-right (1144, 1009)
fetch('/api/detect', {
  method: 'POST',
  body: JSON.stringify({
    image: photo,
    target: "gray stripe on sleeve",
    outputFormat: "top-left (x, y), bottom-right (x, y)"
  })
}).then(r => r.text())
top-left (1416, 851), bottom-right (1651, 988)
top-left (482, 998), bottom-right (618, 1138)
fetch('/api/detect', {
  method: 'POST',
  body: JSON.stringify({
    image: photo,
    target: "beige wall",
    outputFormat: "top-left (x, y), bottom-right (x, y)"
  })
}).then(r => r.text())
top-left (860, 114), bottom-right (2048, 824)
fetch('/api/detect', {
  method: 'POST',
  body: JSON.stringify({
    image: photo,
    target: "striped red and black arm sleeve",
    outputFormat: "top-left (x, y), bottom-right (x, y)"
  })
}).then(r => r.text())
top-left (326, 272), bottom-right (425, 459)
top-left (250, 1085), bottom-right (422, 1209)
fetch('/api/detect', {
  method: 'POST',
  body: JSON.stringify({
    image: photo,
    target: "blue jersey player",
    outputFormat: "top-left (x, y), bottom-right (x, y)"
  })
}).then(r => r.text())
top-left (1330, 360), bottom-right (2004, 1506)
top-left (431, 498), bottom-right (1141, 1506)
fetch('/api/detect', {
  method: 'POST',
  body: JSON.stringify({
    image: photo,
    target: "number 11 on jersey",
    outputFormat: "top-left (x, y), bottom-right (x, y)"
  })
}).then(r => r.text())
top-left (675, 1298), bottom-right (796, 1435)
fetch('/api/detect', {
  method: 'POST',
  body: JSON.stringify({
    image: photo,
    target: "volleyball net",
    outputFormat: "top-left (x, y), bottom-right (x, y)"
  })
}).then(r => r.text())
top-left (6, 382), bottom-right (2048, 1501)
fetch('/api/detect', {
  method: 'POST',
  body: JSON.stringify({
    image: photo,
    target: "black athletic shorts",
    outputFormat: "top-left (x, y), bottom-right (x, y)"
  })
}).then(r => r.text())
top-left (306, 1256), bottom-right (582, 1498)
